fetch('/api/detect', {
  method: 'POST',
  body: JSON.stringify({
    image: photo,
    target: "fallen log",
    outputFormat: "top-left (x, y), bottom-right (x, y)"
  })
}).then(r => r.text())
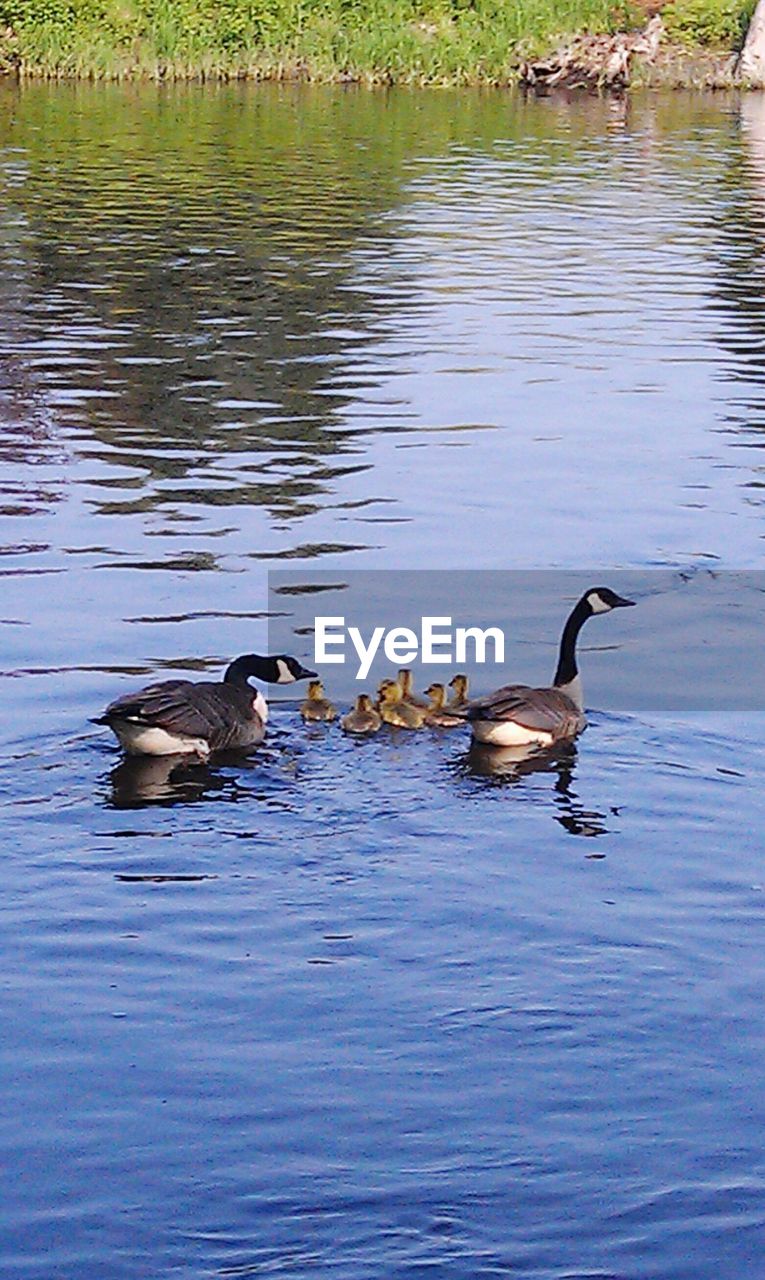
top-left (520, 15), bottom-right (663, 93)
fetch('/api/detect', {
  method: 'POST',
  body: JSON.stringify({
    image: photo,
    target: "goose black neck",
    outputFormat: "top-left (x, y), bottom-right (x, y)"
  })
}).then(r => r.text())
top-left (224, 654), bottom-right (269, 685)
top-left (553, 599), bottom-right (590, 688)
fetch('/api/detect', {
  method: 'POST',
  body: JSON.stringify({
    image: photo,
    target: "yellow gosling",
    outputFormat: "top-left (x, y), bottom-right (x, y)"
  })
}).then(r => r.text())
top-left (397, 668), bottom-right (429, 710)
top-left (300, 679), bottom-right (337, 722)
top-left (341, 694), bottom-right (382, 735)
top-left (424, 683), bottom-right (465, 728)
top-left (377, 679), bottom-right (425, 729)
top-left (447, 673), bottom-right (469, 709)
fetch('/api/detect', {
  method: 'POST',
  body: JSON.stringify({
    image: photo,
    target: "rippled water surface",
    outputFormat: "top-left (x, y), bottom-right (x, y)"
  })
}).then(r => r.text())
top-left (3, 82), bottom-right (765, 1278)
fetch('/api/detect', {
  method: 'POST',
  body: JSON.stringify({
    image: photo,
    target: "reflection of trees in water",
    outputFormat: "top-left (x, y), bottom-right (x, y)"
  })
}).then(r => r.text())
top-left (712, 96), bottom-right (765, 475)
top-left (717, 101), bottom-right (765, 341)
top-left (0, 84), bottom-right (680, 525)
top-left (0, 374), bottom-right (64, 517)
top-left (0, 156), bottom-right (68, 517)
top-left (1, 84), bottom-right (448, 522)
top-left (6, 86), bottom-right (755, 526)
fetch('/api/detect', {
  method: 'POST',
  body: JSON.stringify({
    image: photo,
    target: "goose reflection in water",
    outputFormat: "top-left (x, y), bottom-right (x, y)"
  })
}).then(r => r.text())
top-left (108, 753), bottom-right (245, 809)
top-left (459, 741), bottom-right (611, 838)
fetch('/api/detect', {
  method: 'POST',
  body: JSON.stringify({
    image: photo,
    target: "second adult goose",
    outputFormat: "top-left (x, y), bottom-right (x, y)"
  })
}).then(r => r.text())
top-left (464, 587), bottom-right (634, 747)
top-left (94, 653), bottom-right (317, 758)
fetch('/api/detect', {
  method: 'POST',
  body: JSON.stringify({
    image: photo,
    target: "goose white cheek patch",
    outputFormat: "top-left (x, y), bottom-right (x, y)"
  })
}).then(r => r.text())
top-left (276, 658), bottom-right (297, 684)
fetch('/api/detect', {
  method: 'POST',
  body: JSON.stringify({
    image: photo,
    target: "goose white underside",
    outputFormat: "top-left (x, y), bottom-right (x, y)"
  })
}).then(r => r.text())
top-left (112, 720), bottom-right (211, 759)
top-left (470, 719), bottom-right (555, 748)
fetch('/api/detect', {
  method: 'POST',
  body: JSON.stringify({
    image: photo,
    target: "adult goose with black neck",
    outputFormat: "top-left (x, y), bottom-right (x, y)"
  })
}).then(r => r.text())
top-left (463, 587), bottom-right (635, 748)
top-left (93, 653), bottom-right (316, 758)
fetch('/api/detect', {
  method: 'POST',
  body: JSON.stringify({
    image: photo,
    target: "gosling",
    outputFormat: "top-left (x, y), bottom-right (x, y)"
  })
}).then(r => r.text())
top-left (447, 673), bottom-right (469, 709)
top-left (397, 668), bottom-right (429, 710)
top-left (300, 680), bottom-right (337, 722)
top-left (424, 683), bottom-right (465, 728)
top-left (377, 679), bottom-right (425, 729)
top-left (341, 694), bottom-right (382, 735)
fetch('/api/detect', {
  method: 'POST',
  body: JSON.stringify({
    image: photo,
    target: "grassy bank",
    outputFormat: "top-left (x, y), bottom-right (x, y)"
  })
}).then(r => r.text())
top-left (0, 0), bottom-right (755, 83)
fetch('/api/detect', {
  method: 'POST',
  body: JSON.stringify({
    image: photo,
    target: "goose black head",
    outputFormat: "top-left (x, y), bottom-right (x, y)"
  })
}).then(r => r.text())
top-left (224, 654), bottom-right (318, 685)
top-left (582, 587), bottom-right (635, 615)
top-left (554, 588), bottom-right (635, 692)
top-left (273, 654), bottom-right (319, 684)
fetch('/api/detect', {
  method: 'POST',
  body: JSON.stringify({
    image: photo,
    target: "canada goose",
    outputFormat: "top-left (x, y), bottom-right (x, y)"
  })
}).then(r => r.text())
top-left (93, 653), bottom-right (317, 758)
top-left (300, 680), bottom-right (337, 722)
top-left (397, 669), bottom-right (429, 710)
top-left (341, 694), bottom-right (382, 735)
top-left (447, 674), bottom-right (469, 709)
top-left (423, 683), bottom-right (464, 728)
top-left (377, 679), bottom-right (426, 729)
top-left (463, 587), bottom-right (634, 748)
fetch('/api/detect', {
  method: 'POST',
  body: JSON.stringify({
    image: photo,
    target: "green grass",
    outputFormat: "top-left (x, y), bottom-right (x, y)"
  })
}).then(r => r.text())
top-left (662, 0), bottom-right (755, 46)
top-left (0, 0), bottom-right (640, 81)
top-left (0, 0), bottom-right (754, 80)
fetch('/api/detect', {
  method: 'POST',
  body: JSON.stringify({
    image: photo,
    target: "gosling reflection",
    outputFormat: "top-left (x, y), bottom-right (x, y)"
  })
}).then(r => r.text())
top-left (460, 741), bottom-right (610, 837)
top-left (108, 753), bottom-right (226, 808)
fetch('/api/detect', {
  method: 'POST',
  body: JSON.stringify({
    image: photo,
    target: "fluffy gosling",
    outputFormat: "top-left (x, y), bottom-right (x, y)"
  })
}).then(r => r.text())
top-left (300, 679), bottom-right (337, 722)
top-left (341, 694), bottom-right (382, 735)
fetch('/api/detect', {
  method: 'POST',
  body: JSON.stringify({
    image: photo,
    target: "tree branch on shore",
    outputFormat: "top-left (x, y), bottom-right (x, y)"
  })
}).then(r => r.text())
top-left (520, 16), bottom-right (664, 92)
top-left (739, 0), bottom-right (765, 83)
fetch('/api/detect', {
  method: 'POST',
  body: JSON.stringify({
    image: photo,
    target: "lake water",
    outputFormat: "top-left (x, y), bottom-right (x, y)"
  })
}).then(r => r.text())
top-left (2, 82), bottom-right (765, 1279)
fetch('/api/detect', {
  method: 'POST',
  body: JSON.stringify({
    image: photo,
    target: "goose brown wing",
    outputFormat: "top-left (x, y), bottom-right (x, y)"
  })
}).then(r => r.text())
top-left (466, 684), bottom-right (583, 738)
top-left (102, 680), bottom-right (198, 726)
top-left (102, 679), bottom-right (256, 746)
top-left (186, 683), bottom-right (262, 750)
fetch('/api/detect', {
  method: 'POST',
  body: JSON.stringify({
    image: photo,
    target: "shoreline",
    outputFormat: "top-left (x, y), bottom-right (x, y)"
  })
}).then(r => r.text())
top-left (0, 46), bottom-right (744, 90)
top-left (0, 6), bottom-right (752, 92)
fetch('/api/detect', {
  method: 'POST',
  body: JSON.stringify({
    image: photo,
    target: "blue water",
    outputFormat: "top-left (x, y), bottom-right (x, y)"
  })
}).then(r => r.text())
top-left (2, 83), bottom-right (765, 1278)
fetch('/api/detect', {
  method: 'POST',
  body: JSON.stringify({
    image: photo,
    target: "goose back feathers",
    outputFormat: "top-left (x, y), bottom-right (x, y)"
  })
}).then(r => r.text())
top-left (95, 653), bottom-right (316, 758)
top-left (466, 684), bottom-right (584, 746)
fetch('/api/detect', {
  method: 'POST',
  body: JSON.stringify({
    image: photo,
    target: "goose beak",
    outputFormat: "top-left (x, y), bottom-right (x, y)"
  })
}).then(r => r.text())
top-left (613, 595), bottom-right (636, 608)
top-left (295, 664), bottom-right (318, 680)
